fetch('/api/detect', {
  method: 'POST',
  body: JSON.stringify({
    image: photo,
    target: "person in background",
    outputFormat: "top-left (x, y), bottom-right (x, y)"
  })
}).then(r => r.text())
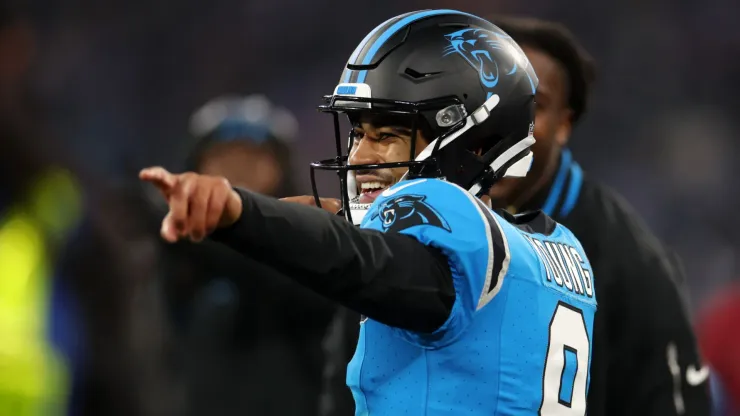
top-left (0, 10), bottom-right (78, 411)
top-left (485, 17), bottom-right (711, 416)
top-left (318, 15), bottom-right (711, 416)
top-left (159, 95), bottom-right (334, 416)
top-left (185, 94), bottom-right (299, 197)
top-left (0, 4), bottom-right (174, 415)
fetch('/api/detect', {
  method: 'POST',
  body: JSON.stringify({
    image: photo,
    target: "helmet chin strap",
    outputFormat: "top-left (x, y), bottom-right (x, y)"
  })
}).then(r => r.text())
top-left (346, 171), bottom-right (371, 225)
top-left (503, 147), bottom-right (534, 178)
top-left (347, 170), bottom-right (358, 201)
top-left (468, 135), bottom-right (536, 196)
top-left (348, 205), bottom-right (370, 225)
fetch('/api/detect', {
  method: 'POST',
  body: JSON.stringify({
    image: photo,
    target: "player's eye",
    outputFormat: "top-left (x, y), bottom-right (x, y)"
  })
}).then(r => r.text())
top-left (351, 130), bottom-right (364, 141)
top-left (376, 133), bottom-right (398, 141)
top-left (351, 129), bottom-right (398, 143)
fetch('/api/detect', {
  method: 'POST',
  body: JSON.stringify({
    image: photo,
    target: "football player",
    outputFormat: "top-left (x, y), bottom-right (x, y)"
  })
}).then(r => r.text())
top-left (141, 10), bottom-right (597, 415)
top-left (321, 15), bottom-right (711, 416)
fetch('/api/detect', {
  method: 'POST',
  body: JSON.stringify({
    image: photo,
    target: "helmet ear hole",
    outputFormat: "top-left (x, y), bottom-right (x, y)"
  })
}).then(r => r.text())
top-left (467, 134), bottom-right (497, 158)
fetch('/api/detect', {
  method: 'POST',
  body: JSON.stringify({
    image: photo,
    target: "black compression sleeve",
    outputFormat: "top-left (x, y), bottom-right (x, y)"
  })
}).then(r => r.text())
top-left (210, 188), bottom-right (455, 333)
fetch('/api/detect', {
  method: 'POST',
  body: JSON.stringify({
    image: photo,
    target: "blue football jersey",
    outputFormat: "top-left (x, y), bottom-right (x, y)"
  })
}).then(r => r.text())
top-left (348, 178), bottom-right (597, 415)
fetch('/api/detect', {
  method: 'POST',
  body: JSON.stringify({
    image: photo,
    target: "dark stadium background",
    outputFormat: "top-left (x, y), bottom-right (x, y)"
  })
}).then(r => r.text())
top-left (31, 0), bottom-right (738, 306)
top-left (4, 0), bottom-right (738, 414)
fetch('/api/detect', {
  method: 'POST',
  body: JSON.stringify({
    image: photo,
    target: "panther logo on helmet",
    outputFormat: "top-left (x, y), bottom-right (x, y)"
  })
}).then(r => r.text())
top-left (443, 28), bottom-right (532, 99)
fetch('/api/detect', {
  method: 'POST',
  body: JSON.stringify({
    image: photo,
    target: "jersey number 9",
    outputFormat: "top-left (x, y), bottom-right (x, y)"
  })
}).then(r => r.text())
top-left (539, 302), bottom-right (590, 416)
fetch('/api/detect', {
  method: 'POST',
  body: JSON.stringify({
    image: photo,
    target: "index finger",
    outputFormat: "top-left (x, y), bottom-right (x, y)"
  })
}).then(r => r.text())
top-left (139, 166), bottom-right (177, 192)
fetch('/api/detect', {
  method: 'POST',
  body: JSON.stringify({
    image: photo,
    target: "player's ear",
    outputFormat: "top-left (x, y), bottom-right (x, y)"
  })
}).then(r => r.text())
top-left (555, 109), bottom-right (574, 147)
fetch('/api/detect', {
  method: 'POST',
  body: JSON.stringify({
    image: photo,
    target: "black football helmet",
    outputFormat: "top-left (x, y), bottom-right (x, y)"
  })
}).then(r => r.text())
top-left (310, 9), bottom-right (538, 224)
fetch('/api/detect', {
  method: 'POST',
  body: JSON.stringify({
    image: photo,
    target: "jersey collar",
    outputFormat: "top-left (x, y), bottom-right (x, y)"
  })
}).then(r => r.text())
top-left (540, 148), bottom-right (583, 219)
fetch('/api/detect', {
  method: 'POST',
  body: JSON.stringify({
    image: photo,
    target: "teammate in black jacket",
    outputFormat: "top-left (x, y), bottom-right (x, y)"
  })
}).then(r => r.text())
top-left (319, 16), bottom-right (711, 416)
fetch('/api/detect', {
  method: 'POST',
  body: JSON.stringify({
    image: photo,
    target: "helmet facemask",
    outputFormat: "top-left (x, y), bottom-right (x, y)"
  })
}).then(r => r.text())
top-left (310, 91), bottom-right (535, 225)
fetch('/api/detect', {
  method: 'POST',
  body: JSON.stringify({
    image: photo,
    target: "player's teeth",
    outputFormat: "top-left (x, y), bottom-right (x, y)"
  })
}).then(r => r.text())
top-left (360, 181), bottom-right (387, 190)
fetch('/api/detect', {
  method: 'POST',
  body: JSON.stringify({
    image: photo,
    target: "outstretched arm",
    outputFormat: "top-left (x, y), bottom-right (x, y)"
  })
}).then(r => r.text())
top-left (139, 167), bottom-right (454, 333)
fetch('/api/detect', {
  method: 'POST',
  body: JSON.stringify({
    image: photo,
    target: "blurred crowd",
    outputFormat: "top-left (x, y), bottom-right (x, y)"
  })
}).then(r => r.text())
top-left (1, 0), bottom-right (739, 414)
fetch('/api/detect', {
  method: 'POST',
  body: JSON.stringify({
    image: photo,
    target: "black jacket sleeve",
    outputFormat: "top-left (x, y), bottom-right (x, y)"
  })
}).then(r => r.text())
top-left (210, 188), bottom-right (455, 333)
top-left (565, 180), bottom-right (711, 416)
top-left (628, 253), bottom-right (711, 416)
